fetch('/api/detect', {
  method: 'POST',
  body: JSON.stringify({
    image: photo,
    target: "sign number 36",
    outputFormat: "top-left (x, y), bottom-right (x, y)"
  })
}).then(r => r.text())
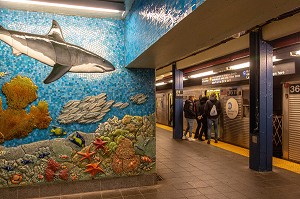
top-left (289, 84), bottom-right (300, 94)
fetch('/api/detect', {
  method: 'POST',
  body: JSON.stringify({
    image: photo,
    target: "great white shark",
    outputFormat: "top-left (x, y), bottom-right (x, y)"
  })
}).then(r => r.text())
top-left (0, 20), bottom-right (115, 84)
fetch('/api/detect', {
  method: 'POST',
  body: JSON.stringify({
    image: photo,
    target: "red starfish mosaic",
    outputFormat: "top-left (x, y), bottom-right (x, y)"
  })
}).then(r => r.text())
top-left (93, 137), bottom-right (107, 150)
top-left (77, 146), bottom-right (96, 162)
top-left (85, 162), bottom-right (105, 177)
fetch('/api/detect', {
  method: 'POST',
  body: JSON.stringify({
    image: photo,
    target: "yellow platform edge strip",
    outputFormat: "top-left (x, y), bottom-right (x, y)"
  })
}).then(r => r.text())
top-left (156, 123), bottom-right (300, 174)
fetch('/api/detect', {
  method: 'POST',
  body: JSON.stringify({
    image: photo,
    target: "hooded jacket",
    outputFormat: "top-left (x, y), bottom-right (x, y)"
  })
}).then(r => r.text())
top-left (195, 96), bottom-right (208, 120)
top-left (183, 99), bottom-right (196, 119)
top-left (204, 95), bottom-right (222, 119)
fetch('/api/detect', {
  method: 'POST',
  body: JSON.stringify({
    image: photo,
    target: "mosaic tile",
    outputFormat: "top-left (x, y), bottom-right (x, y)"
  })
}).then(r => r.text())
top-left (0, 9), bottom-right (155, 147)
top-left (125, 0), bottom-right (206, 65)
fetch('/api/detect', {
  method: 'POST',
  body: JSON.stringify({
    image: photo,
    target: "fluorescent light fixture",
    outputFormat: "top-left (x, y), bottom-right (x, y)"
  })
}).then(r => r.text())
top-left (189, 70), bottom-right (215, 79)
top-left (273, 56), bottom-right (282, 62)
top-left (155, 82), bottom-right (167, 86)
top-left (0, 0), bottom-right (122, 13)
top-left (168, 80), bottom-right (173, 83)
top-left (227, 62), bottom-right (250, 70)
top-left (183, 77), bottom-right (188, 81)
top-left (290, 50), bottom-right (300, 57)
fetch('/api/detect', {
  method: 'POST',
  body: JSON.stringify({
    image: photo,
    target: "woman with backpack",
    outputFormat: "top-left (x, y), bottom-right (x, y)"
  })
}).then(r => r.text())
top-left (204, 92), bottom-right (222, 144)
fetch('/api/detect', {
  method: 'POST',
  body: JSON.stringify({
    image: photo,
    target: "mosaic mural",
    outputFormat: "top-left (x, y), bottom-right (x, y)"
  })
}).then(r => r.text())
top-left (125, 0), bottom-right (206, 65)
top-left (0, 8), bottom-right (155, 188)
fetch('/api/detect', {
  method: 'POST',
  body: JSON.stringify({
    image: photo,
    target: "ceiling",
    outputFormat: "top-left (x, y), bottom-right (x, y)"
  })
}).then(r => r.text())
top-left (0, 0), bottom-right (131, 18)
top-left (126, 0), bottom-right (300, 76)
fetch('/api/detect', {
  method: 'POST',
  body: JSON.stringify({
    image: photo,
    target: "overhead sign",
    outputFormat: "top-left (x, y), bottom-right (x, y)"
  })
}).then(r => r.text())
top-left (202, 62), bottom-right (295, 85)
top-left (226, 98), bottom-right (239, 119)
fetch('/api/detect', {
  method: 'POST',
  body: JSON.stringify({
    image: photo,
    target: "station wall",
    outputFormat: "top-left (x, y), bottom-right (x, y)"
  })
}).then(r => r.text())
top-left (0, 8), bottom-right (155, 188)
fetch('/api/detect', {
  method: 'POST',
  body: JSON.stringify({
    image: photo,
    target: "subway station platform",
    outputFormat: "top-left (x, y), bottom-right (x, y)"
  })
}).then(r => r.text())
top-left (26, 126), bottom-right (300, 199)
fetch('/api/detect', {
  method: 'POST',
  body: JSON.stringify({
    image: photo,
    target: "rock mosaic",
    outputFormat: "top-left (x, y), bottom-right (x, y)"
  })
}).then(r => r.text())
top-left (0, 114), bottom-right (155, 188)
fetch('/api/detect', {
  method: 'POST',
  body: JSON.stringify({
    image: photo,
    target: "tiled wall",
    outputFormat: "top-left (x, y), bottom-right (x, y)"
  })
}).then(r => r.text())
top-left (125, 0), bottom-right (206, 65)
top-left (0, 8), bottom-right (156, 189)
top-left (0, 9), bottom-right (155, 147)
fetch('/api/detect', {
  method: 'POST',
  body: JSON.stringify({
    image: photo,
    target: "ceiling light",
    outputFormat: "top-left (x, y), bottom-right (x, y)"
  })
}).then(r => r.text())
top-left (0, 0), bottom-right (123, 13)
top-left (290, 50), bottom-right (300, 57)
top-left (189, 70), bottom-right (215, 79)
top-left (226, 62), bottom-right (250, 70)
top-left (273, 56), bottom-right (282, 62)
top-left (183, 77), bottom-right (188, 81)
top-left (155, 82), bottom-right (167, 86)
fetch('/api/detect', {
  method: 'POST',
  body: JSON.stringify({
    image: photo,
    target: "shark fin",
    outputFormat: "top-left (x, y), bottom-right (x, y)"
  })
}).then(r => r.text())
top-left (47, 20), bottom-right (65, 42)
top-left (12, 48), bottom-right (22, 56)
top-left (44, 63), bottom-right (72, 84)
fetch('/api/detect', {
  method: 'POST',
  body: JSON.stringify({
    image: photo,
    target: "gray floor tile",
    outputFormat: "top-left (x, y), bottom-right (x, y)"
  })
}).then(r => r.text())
top-left (123, 194), bottom-right (144, 199)
top-left (82, 191), bottom-right (103, 199)
top-left (197, 187), bottom-right (220, 195)
top-left (179, 188), bottom-right (202, 197)
top-left (120, 188), bottom-right (141, 196)
top-left (101, 190), bottom-right (122, 198)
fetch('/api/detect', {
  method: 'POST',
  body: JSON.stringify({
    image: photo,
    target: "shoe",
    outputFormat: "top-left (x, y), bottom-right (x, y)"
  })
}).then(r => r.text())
top-left (182, 135), bottom-right (187, 140)
top-left (207, 140), bottom-right (210, 144)
top-left (199, 139), bottom-right (204, 141)
top-left (215, 140), bottom-right (218, 143)
top-left (187, 138), bottom-right (192, 141)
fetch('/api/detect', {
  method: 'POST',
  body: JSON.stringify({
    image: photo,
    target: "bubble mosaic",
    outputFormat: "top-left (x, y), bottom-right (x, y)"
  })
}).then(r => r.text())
top-left (125, 0), bottom-right (206, 65)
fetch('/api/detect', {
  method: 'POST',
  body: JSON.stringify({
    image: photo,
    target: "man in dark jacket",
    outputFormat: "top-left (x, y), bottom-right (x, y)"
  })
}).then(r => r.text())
top-left (204, 92), bottom-right (222, 144)
top-left (195, 96), bottom-right (208, 141)
top-left (183, 95), bottom-right (196, 141)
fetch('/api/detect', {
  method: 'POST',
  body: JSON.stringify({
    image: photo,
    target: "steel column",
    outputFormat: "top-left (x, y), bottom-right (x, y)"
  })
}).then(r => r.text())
top-left (249, 29), bottom-right (273, 171)
top-left (172, 63), bottom-right (184, 139)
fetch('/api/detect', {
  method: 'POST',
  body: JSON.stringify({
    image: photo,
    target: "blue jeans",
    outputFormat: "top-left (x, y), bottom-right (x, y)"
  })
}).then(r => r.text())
top-left (185, 118), bottom-right (194, 137)
top-left (207, 118), bottom-right (218, 141)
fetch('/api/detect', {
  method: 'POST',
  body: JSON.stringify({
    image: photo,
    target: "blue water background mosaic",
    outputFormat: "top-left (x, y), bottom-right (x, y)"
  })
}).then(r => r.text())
top-left (125, 0), bottom-right (206, 65)
top-left (0, 9), bottom-right (155, 147)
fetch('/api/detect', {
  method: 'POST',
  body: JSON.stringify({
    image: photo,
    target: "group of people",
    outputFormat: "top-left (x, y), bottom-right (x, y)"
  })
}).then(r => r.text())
top-left (183, 92), bottom-right (222, 144)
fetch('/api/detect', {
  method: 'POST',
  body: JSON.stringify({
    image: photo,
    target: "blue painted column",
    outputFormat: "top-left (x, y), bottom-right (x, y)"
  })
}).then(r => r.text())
top-left (249, 29), bottom-right (273, 171)
top-left (172, 63), bottom-right (184, 139)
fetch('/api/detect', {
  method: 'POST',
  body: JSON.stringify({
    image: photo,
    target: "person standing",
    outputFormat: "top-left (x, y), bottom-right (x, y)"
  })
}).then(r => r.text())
top-left (195, 96), bottom-right (208, 141)
top-left (183, 95), bottom-right (196, 141)
top-left (204, 92), bottom-right (222, 144)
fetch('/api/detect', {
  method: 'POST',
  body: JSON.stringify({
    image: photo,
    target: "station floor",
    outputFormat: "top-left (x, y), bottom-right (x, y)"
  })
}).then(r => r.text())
top-left (35, 125), bottom-right (300, 199)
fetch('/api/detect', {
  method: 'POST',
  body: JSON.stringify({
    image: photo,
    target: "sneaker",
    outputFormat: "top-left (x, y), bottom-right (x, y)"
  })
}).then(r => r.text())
top-left (207, 140), bottom-right (210, 144)
top-left (187, 137), bottom-right (192, 141)
top-left (215, 140), bottom-right (218, 143)
top-left (182, 135), bottom-right (187, 140)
